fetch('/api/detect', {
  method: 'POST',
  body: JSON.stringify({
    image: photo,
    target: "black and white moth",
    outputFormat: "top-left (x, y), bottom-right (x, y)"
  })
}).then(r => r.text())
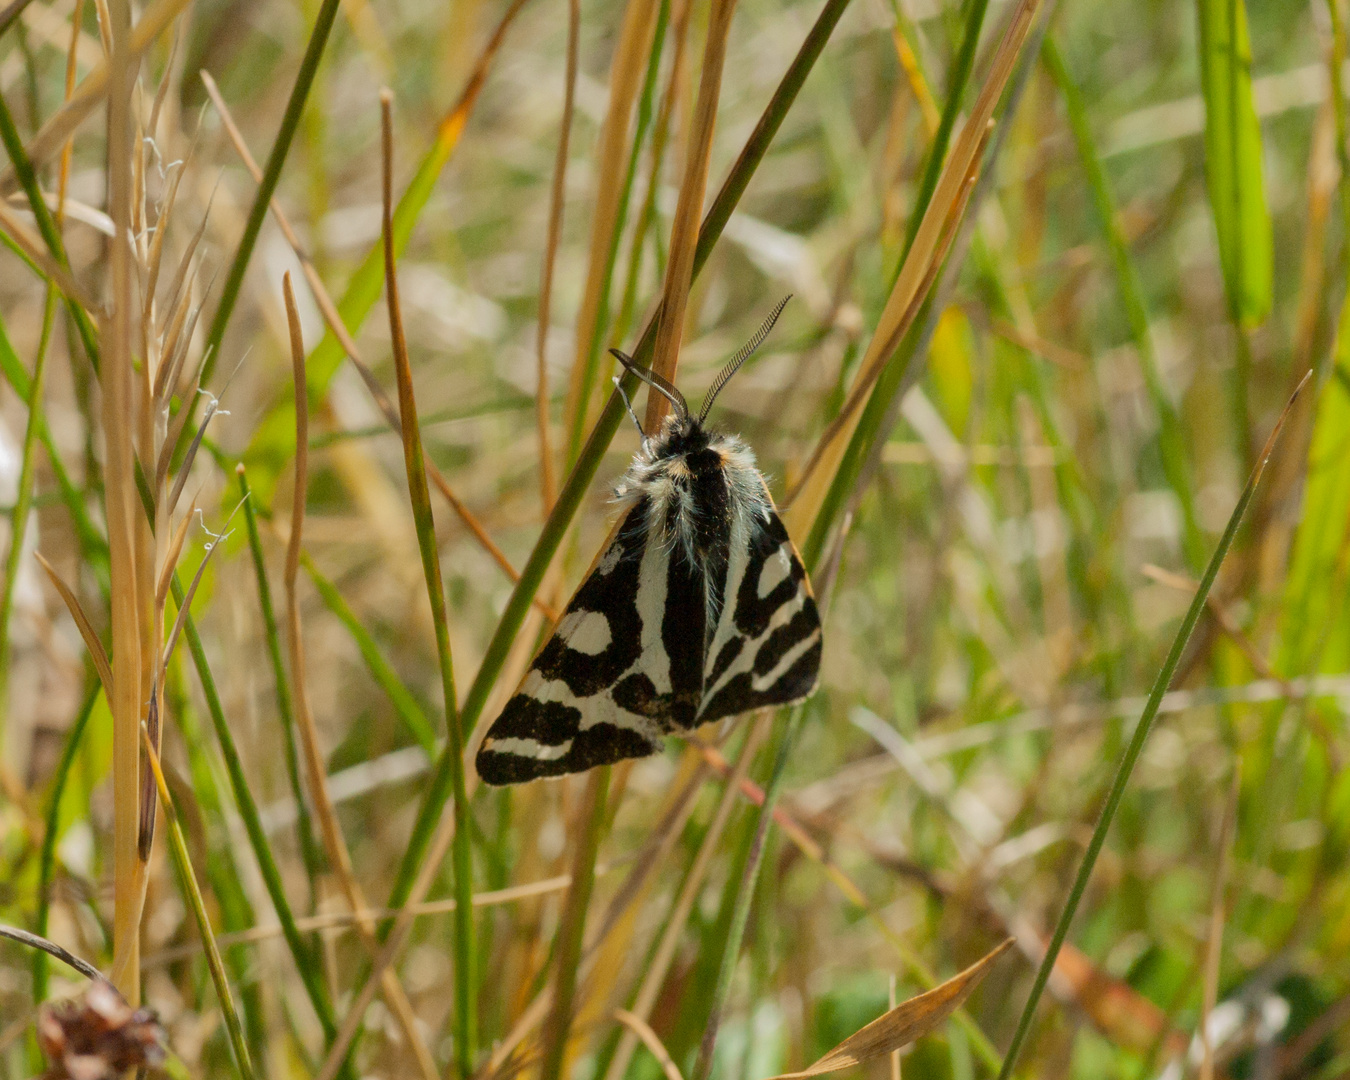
top-left (476, 300), bottom-right (822, 785)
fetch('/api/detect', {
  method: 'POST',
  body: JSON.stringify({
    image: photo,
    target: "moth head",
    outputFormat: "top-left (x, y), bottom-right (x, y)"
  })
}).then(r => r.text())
top-left (608, 296), bottom-right (792, 434)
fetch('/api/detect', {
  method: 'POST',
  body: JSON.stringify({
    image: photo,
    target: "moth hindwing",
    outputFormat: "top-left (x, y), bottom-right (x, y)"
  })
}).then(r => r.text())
top-left (476, 303), bottom-right (821, 785)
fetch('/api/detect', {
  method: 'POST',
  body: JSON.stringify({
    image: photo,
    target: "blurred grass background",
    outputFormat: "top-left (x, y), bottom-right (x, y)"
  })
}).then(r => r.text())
top-left (1, 0), bottom-right (1349, 1075)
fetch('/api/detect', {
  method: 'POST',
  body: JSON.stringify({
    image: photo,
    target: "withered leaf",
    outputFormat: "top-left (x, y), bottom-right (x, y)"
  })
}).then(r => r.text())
top-left (766, 939), bottom-right (1013, 1078)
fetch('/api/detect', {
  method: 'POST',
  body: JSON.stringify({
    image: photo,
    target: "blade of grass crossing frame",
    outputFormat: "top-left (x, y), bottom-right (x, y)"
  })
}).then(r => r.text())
top-left (793, 0), bottom-right (1040, 566)
top-left (534, 0), bottom-right (583, 509)
top-left (1195, 0), bottom-right (1272, 327)
top-left (380, 88), bottom-right (475, 1076)
top-left (237, 466), bottom-right (325, 896)
top-left (1041, 36), bottom-right (1205, 571)
top-left (383, 0), bottom-right (858, 920)
top-left (167, 666), bottom-right (271, 1070)
top-left (140, 725), bottom-right (256, 1080)
top-left (692, 705), bottom-right (803, 1080)
top-left (993, 373), bottom-right (1309, 1080)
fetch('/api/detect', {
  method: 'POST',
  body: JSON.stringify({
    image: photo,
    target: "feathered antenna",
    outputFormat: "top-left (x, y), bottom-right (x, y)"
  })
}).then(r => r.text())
top-left (698, 295), bottom-right (791, 423)
top-left (610, 349), bottom-right (690, 424)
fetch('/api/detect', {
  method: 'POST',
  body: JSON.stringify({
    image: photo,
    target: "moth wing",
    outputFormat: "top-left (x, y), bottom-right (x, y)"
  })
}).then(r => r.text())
top-left (697, 491), bottom-right (822, 725)
top-left (476, 497), bottom-right (708, 785)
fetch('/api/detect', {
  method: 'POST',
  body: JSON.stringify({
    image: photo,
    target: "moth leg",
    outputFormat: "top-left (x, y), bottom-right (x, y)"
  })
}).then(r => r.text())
top-left (613, 375), bottom-right (648, 447)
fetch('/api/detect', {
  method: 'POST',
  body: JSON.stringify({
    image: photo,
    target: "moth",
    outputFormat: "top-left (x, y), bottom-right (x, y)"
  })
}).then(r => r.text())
top-left (476, 299), bottom-right (822, 785)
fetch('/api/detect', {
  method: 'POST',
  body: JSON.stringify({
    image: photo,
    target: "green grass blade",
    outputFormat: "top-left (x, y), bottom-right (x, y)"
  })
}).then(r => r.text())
top-left (200, 0), bottom-right (343, 386)
top-left (992, 375), bottom-right (1308, 1080)
top-left (383, 0), bottom-right (858, 921)
top-left (32, 682), bottom-right (99, 1005)
top-left (0, 311), bottom-right (107, 589)
top-left (692, 706), bottom-right (802, 1080)
top-left (302, 552), bottom-right (438, 755)
top-left (1042, 36), bottom-right (1205, 570)
top-left (1195, 0), bottom-right (1272, 327)
top-left (1277, 291), bottom-right (1350, 674)
top-left (141, 727), bottom-right (257, 1080)
top-left (168, 666), bottom-right (270, 1070)
top-left (237, 467), bottom-right (325, 896)
top-left (0, 287), bottom-right (55, 741)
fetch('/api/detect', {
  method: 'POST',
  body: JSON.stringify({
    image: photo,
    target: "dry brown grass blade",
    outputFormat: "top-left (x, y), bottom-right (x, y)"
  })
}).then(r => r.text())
top-left (767, 941), bottom-right (1014, 1078)
top-left (156, 369), bottom-right (202, 493)
top-left (34, 552), bottom-right (113, 696)
top-left (153, 262), bottom-right (206, 407)
top-left (142, 160), bottom-right (185, 333)
top-left (614, 1010), bottom-right (684, 1080)
top-left (277, 271), bottom-right (441, 1080)
top-left (103, 0), bottom-right (145, 1001)
top-left (152, 208), bottom-right (211, 393)
top-left (644, 0), bottom-right (738, 429)
top-left (785, 126), bottom-right (986, 528)
top-left (0, 0), bottom-right (192, 194)
top-left (154, 500), bottom-right (195, 609)
top-left (166, 396), bottom-right (217, 516)
top-left (784, 0), bottom-right (1040, 533)
top-left (199, 71), bottom-right (558, 623)
top-left (534, 0), bottom-right (580, 510)
top-left (144, 15), bottom-right (181, 140)
top-left (562, 0), bottom-right (661, 434)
